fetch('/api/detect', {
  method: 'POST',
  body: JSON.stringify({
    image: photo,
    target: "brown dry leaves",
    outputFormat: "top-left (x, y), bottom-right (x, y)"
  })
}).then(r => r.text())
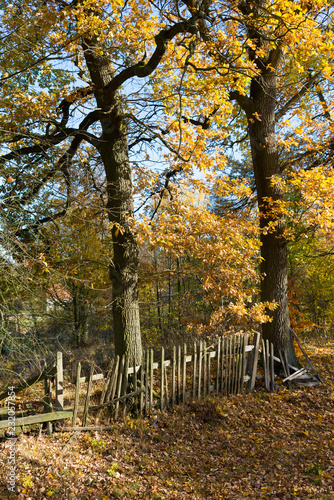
top-left (1, 338), bottom-right (334, 500)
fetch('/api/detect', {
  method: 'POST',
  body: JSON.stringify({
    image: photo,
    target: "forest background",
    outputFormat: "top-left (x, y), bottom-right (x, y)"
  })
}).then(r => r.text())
top-left (0, 0), bottom-right (334, 381)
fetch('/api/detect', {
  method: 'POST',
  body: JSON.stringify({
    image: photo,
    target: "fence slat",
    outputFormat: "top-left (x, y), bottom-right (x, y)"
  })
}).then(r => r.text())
top-left (192, 342), bottom-right (197, 399)
top-left (150, 349), bottom-right (154, 411)
top-left (182, 344), bottom-right (187, 404)
top-left (145, 349), bottom-right (149, 413)
top-left (203, 340), bottom-right (207, 397)
top-left (207, 347), bottom-right (211, 395)
top-left (198, 341), bottom-right (202, 400)
top-left (55, 351), bottom-right (64, 411)
top-left (72, 362), bottom-right (81, 428)
top-left (161, 347), bottom-right (165, 410)
top-left (177, 345), bottom-right (181, 404)
top-left (114, 355), bottom-right (125, 420)
top-left (172, 346), bottom-right (176, 407)
top-left (221, 336), bottom-right (225, 395)
top-left (100, 359), bottom-right (114, 405)
top-left (216, 338), bottom-right (221, 395)
top-left (82, 363), bottom-right (94, 427)
top-left (140, 351), bottom-right (145, 416)
top-left (250, 332), bottom-right (260, 391)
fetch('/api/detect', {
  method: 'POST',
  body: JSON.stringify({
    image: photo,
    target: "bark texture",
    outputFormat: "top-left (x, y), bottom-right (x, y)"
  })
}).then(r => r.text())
top-left (83, 39), bottom-right (142, 365)
top-left (236, 0), bottom-right (298, 365)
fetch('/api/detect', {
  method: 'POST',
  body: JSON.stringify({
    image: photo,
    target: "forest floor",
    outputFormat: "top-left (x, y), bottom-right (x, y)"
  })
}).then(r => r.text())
top-left (0, 335), bottom-right (334, 500)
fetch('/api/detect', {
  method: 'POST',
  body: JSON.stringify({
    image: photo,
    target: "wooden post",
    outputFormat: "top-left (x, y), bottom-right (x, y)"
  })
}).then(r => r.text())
top-left (140, 351), bottom-right (145, 417)
top-left (226, 336), bottom-right (231, 396)
top-left (107, 355), bottom-right (119, 404)
top-left (177, 345), bottom-right (181, 404)
top-left (55, 351), bottom-right (64, 411)
top-left (161, 347), bottom-right (165, 411)
top-left (207, 348), bottom-right (211, 395)
top-left (221, 336), bottom-right (225, 395)
top-left (270, 342), bottom-right (275, 391)
top-left (198, 340), bottom-right (202, 400)
top-left (114, 355), bottom-right (125, 420)
top-left (100, 359), bottom-right (114, 405)
top-left (145, 350), bottom-right (149, 413)
top-left (122, 355), bottom-right (129, 417)
top-left (164, 361), bottom-right (169, 408)
top-left (72, 362), bottom-right (81, 428)
top-left (172, 346), bottom-right (176, 407)
top-left (249, 331), bottom-right (260, 391)
top-left (192, 342), bottom-right (197, 399)
top-left (203, 340), bottom-right (207, 397)
top-left (231, 335), bottom-right (236, 395)
top-left (150, 349), bottom-right (154, 410)
top-left (241, 334), bottom-right (249, 394)
top-left (182, 343), bottom-right (187, 404)
top-left (44, 376), bottom-right (53, 436)
top-left (216, 338), bottom-right (221, 395)
top-left (82, 363), bottom-right (94, 427)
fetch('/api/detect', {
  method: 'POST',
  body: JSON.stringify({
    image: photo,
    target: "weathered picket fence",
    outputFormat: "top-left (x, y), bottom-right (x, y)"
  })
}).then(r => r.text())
top-left (1, 329), bottom-right (321, 434)
top-left (0, 332), bottom-right (261, 434)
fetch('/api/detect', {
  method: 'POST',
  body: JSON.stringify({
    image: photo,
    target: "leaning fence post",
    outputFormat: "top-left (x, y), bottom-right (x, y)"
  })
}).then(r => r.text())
top-left (249, 331), bottom-right (260, 391)
top-left (72, 362), bottom-right (81, 428)
top-left (82, 362), bottom-right (94, 427)
top-left (55, 351), bottom-right (64, 411)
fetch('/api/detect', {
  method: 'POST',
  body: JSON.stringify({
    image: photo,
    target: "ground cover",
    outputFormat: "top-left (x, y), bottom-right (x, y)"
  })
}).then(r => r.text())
top-left (0, 336), bottom-right (333, 499)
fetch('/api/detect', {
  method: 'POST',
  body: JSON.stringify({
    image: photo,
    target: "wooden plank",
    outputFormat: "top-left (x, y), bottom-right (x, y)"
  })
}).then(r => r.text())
top-left (236, 335), bottom-right (242, 394)
top-left (198, 341), bottom-right (202, 400)
top-left (192, 342), bottom-right (197, 399)
top-left (290, 328), bottom-right (324, 383)
top-left (79, 373), bottom-right (104, 384)
top-left (0, 410), bottom-right (73, 430)
top-left (122, 356), bottom-right (129, 417)
top-left (203, 340), bottom-right (207, 397)
top-left (140, 352), bottom-right (145, 416)
top-left (207, 347), bottom-right (211, 395)
top-left (82, 363), bottom-right (94, 427)
top-left (241, 334), bottom-right (249, 394)
top-left (270, 342), bottom-right (275, 391)
top-left (283, 367), bottom-right (308, 383)
top-left (114, 355), bottom-right (125, 420)
top-left (231, 335), bottom-right (237, 395)
top-left (172, 346), bottom-right (176, 407)
top-left (145, 350), bottom-right (149, 413)
top-left (100, 359), bottom-right (115, 405)
top-left (221, 336), bottom-right (225, 395)
top-left (44, 376), bottom-right (53, 436)
top-left (177, 345), bottom-right (181, 404)
top-left (182, 343), bottom-right (187, 404)
top-left (161, 347), bottom-right (165, 410)
top-left (216, 338), bottom-right (221, 395)
top-left (150, 349), bottom-right (154, 411)
top-left (72, 362), bottom-right (81, 428)
top-left (107, 356), bottom-right (119, 403)
top-left (55, 351), bottom-right (64, 411)
top-left (226, 336), bottom-right (231, 396)
top-left (250, 331), bottom-right (260, 391)
top-left (0, 366), bottom-right (57, 401)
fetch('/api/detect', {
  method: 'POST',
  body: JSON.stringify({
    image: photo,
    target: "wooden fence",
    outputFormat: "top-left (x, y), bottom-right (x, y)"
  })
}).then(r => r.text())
top-left (0, 332), bottom-right (261, 434)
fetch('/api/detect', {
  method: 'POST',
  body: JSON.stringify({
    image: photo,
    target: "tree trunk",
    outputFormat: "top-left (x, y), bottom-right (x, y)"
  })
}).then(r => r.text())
top-left (248, 70), bottom-right (298, 365)
top-left (83, 40), bottom-right (142, 365)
